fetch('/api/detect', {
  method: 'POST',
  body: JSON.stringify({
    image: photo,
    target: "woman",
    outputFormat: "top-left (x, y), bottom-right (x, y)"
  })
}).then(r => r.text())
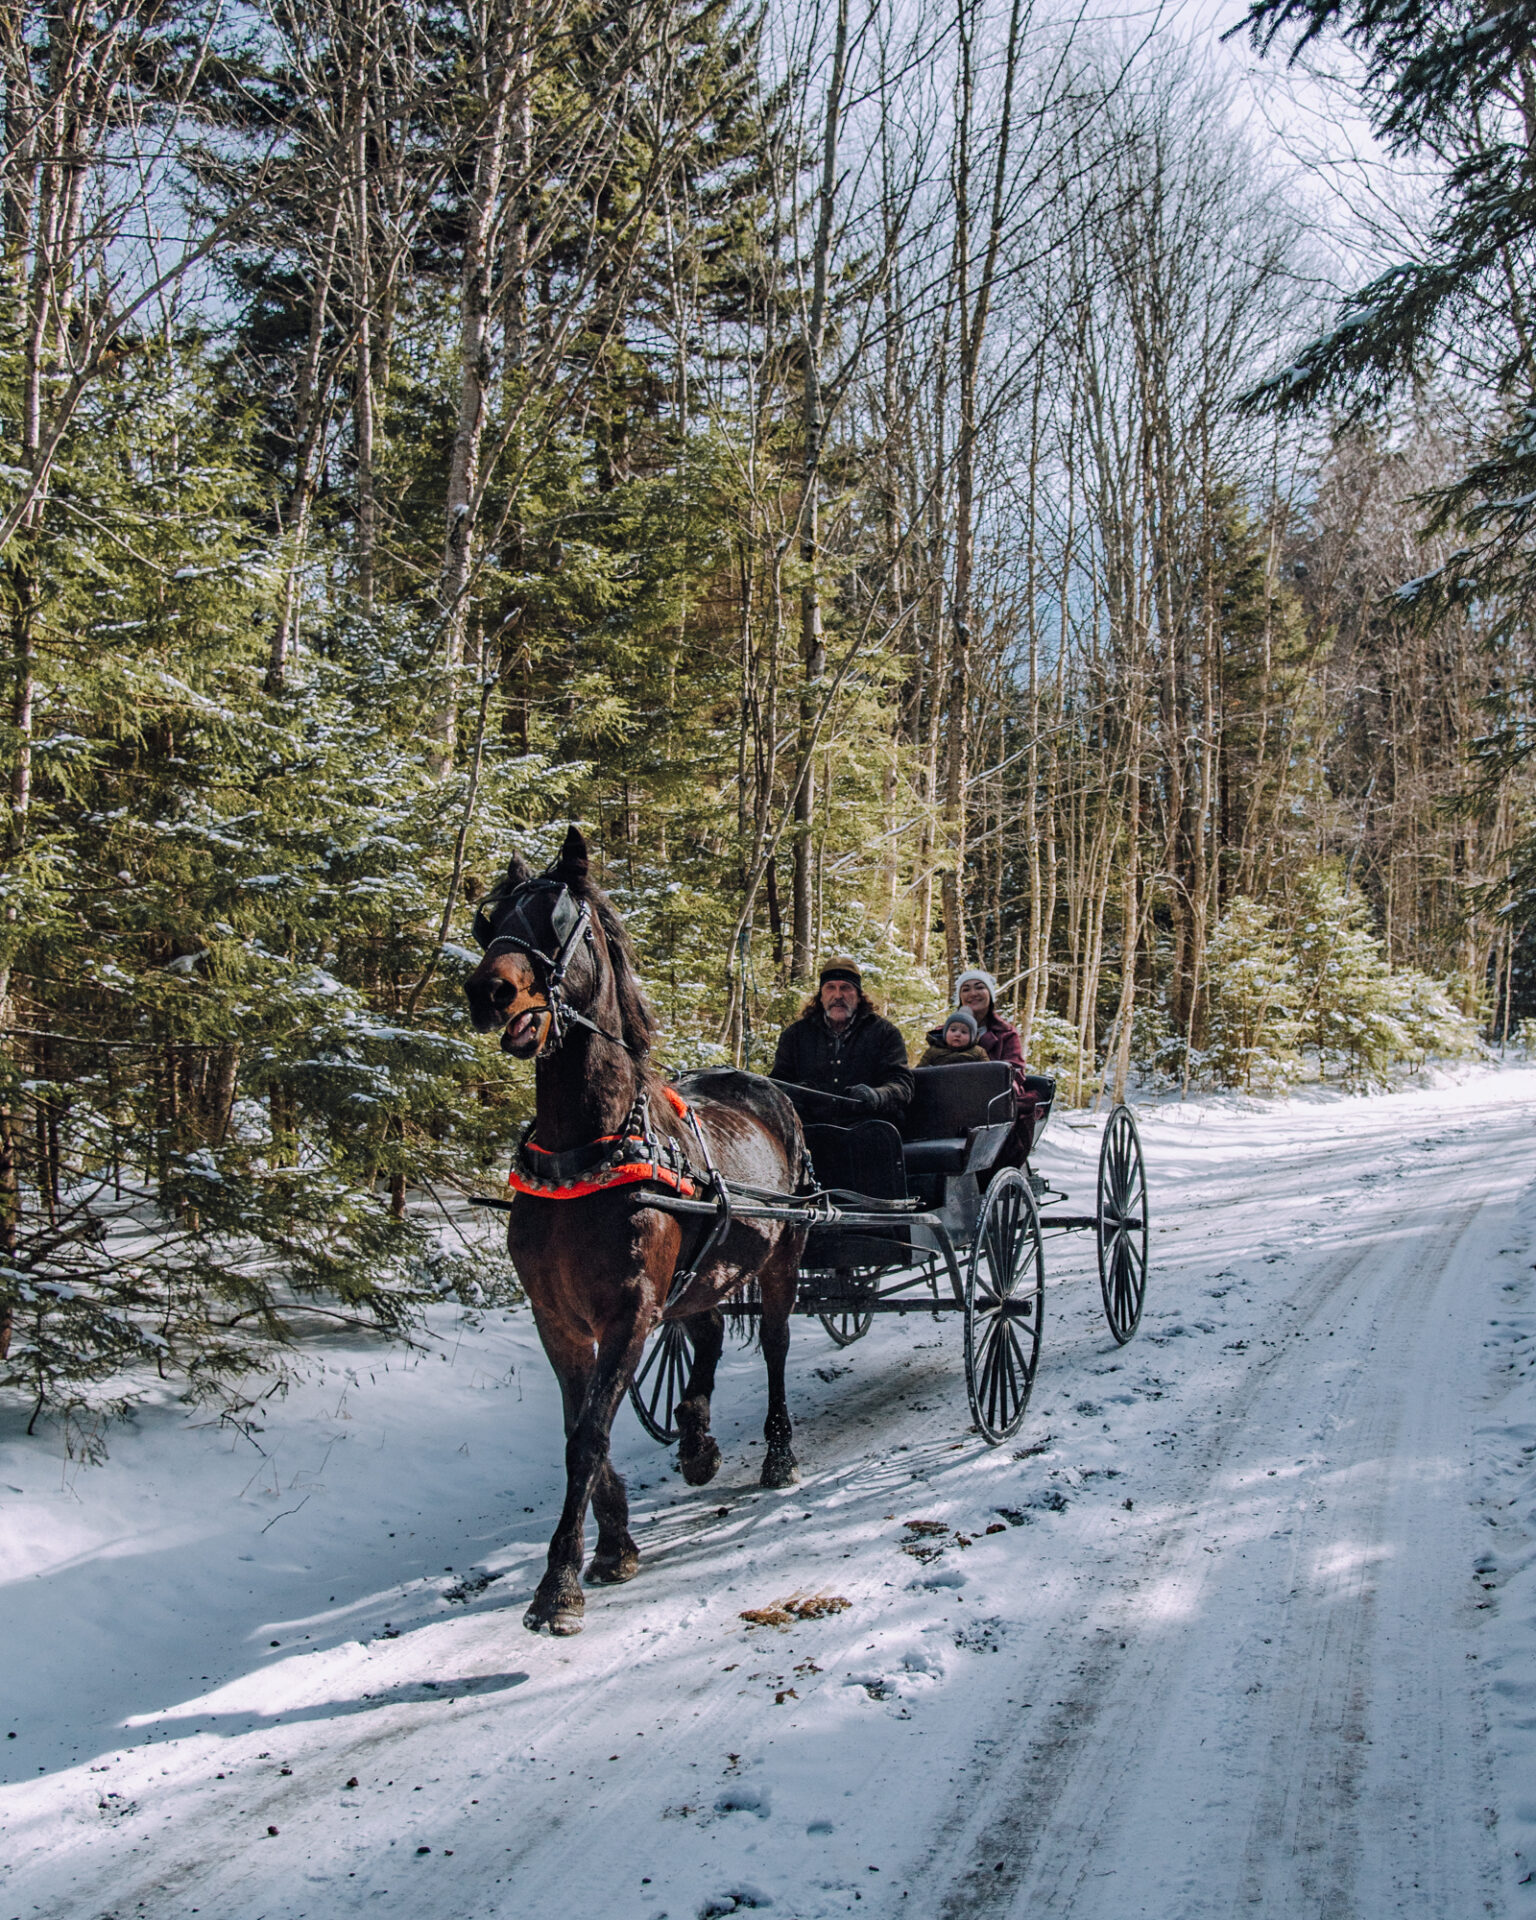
top-left (955, 967), bottom-right (1037, 1168)
top-left (955, 968), bottom-right (1027, 1097)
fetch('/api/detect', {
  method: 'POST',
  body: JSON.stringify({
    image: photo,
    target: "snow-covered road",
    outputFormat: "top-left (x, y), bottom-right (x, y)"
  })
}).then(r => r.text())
top-left (4, 1069), bottom-right (1536, 1919)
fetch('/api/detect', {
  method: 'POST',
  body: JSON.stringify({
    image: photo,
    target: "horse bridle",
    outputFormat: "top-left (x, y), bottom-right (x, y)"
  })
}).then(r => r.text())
top-left (473, 875), bottom-right (639, 1059)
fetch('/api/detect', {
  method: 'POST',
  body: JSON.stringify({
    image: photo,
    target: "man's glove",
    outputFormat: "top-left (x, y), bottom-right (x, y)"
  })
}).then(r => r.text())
top-left (846, 1083), bottom-right (881, 1112)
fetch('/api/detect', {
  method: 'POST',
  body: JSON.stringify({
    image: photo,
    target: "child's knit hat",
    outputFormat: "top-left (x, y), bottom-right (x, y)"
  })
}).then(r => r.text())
top-left (943, 1006), bottom-right (979, 1042)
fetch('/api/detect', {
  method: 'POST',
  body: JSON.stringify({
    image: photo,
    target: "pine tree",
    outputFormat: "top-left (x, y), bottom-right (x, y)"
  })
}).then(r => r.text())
top-left (0, 337), bottom-right (533, 1427)
top-left (1285, 865), bottom-right (1478, 1080)
top-left (1202, 897), bottom-right (1304, 1090)
top-left (1235, 1), bottom-right (1536, 1003)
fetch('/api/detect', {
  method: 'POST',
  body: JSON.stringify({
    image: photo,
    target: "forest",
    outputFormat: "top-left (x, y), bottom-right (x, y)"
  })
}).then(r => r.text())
top-left (3, 0), bottom-right (1534, 1422)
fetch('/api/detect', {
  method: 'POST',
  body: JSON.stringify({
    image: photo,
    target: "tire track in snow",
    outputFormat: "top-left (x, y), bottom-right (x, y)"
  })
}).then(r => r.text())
top-left (921, 1225), bottom-right (1396, 1919)
top-left (922, 1174), bottom-right (1505, 1920)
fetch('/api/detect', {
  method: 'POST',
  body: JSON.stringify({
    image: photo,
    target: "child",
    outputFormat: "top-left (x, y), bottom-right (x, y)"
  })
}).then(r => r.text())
top-left (916, 1006), bottom-right (989, 1067)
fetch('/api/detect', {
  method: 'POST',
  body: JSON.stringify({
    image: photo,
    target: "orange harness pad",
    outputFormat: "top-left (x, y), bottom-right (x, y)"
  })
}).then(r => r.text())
top-left (505, 1160), bottom-right (699, 1202)
top-left (506, 1088), bottom-right (699, 1201)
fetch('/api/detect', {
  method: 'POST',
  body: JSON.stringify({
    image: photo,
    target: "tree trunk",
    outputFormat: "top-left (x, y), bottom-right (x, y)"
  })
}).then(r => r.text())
top-left (432, 0), bottom-right (519, 772)
top-left (268, 187), bottom-right (346, 693)
top-left (790, 0), bottom-right (849, 982)
top-left (940, 0), bottom-right (1022, 990)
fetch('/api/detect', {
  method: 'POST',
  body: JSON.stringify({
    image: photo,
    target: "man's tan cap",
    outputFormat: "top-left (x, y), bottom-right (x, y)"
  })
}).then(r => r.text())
top-left (818, 956), bottom-right (862, 986)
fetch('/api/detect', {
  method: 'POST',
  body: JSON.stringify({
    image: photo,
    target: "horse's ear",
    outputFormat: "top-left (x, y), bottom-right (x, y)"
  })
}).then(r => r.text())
top-left (505, 851), bottom-right (533, 888)
top-left (555, 824), bottom-right (589, 888)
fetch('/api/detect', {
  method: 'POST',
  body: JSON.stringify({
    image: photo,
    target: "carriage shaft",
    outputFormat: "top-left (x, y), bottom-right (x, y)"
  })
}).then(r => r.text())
top-left (716, 1296), bottom-right (1037, 1316)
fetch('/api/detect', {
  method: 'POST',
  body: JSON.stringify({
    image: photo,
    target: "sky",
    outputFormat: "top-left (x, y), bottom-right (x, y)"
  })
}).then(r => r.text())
top-left (1189, 0), bottom-right (1434, 292)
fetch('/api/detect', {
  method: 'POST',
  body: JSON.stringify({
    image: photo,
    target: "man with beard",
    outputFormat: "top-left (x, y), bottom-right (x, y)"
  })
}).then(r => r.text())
top-left (770, 958), bottom-right (913, 1119)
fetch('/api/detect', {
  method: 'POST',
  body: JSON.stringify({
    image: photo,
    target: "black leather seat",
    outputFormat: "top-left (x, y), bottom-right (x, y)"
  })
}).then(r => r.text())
top-left (901, 1138), bottom-right (968, 1174)
top-left (900, 1062), bottom-right (1015, 1178)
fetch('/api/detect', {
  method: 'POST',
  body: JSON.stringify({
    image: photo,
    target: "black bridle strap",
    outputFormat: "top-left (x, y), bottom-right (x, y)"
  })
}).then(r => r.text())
top-left (557, 1001), bottom-right (644, 1057)
top-left (480, 911), bottom-right (583, 983)
top-left (482, 892), bottom-right (645, 1061)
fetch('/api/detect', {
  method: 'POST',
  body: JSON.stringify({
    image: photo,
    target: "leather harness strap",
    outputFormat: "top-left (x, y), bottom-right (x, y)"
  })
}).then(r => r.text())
top-left (507, 1087), bottom-right (703, 1203)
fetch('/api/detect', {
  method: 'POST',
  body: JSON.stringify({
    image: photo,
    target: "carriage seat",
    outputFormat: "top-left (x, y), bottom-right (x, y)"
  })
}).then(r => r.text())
top-left (900, 1061), bottom-right (1015, 1176)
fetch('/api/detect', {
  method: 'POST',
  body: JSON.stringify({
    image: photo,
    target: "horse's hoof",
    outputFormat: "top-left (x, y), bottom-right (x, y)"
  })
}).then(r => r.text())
top-left (523, 1604), bottom-right (584, 1635)
top-left (680, 1436), bottom-right (722, 1486)
top-left (760, 1449), bottom-right (799, 1489)
top-left (587, 1544), bottom-right (641, 1584)
top-left (523, 1587), bottom-right (585, 1634)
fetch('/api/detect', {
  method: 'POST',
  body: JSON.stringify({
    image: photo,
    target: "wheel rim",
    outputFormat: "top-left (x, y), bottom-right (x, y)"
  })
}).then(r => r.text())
top-left (628, 1319), bottom-right (691, 1442)
top-left (1097, 1105), bottom-right (1148, 1344)
top-left (820, 1308), bottom-right (873, 1347)
top-left (964, 1170), bottom-right (1044, 1444)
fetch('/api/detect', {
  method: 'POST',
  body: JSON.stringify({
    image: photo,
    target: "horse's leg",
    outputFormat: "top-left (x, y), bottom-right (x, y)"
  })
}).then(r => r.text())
top-left (587, 1445), bottom-right (641, 1585)
top-left (527, 1330), bottom-right (595, 1632)
top-left (758, 1245), bottom-right (799, 1489)
top-left (525, 1311), bottom-right (647, 1635)
top-left (551, 1340), bottom-right (640, 1587)
top-left (587, 1404), bottom-right (642, 1586)
top-left (675, 1308), bottom-right (725, 1487)
top-left (527, 1320), bottom-right (640, 1601)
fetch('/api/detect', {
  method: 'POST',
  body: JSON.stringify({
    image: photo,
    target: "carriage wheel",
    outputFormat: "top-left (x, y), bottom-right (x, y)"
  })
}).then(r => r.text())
top-left (818, 1266), bottom-right (874, 1346)
top-left (964, 1169), bottom-right (1044, 1444)
top-left (1097, 1105), bottom-right (1149, 1344)
top-left (819, 1307), bottom-right (873, 1347)
top-left (628, 1319), bottom-right (692, 1443)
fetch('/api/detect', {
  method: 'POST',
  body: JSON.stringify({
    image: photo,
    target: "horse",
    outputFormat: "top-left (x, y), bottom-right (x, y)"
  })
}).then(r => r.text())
top-left (463, 826), bottom-right (808, 1635)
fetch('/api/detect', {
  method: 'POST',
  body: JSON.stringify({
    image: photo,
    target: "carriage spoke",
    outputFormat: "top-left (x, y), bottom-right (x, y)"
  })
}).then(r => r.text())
top-left (820, 1306), bottom-right (873, 1346)
top-left (985, 1322), bottom-right (1023, 1428)
top-left (979, 1320), bottom-right (1003, 1425)
top-left (628, 1320), bottom-right (692, 1443)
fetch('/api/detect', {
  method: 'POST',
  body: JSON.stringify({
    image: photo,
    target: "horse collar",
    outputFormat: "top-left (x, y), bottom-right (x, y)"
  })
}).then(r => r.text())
top-left (509, 1087), bottom-right (702, 1201)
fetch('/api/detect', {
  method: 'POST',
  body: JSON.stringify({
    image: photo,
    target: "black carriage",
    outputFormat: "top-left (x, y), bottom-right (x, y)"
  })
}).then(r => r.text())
top-left (629, 1063), bottom-right (1149, 1448)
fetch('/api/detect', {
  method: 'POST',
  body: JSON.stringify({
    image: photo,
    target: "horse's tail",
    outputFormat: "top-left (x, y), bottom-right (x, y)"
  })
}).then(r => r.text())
top-left (726, 1278), bottom-right (761, 1349)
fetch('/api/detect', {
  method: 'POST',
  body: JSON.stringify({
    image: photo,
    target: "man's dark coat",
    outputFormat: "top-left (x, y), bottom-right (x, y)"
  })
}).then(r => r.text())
top-left (770, 1007), bottom-right (914, 1118)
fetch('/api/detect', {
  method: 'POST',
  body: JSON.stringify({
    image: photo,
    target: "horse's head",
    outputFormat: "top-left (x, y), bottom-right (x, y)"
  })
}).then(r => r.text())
top-left (464, 825), bottom-right (652, 1062)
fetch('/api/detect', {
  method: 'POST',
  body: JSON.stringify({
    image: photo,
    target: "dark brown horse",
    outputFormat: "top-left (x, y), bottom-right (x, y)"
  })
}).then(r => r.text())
top-left (464, 827), bottom-right (807, 1634)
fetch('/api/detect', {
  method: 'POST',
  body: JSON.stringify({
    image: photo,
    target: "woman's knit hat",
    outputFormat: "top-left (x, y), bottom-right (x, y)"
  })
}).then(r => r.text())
top-left (955, 968), bottom-right (999, 1007)
top-left (943, 1006), bottom-right (980, 1042)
